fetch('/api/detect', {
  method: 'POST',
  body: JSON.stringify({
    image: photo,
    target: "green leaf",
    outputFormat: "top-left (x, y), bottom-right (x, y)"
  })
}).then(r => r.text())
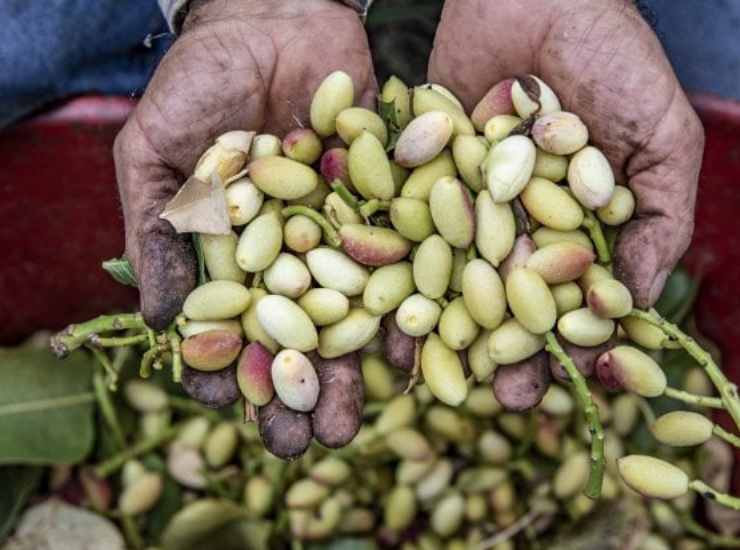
top-left (101, 257), bottom-right (138, 288)
top-left (192, 233), bottom-right (209, 286)
top-left (0, 348), bottom-right (95, 465)
top-left (161, 499), bottom-right (246, 550)
top-left (378, 98), bottom-right (402, 152)
top-left (654, 267), bottom-right (698, 324)
top-left (0, 466), bottom-right (43, 541)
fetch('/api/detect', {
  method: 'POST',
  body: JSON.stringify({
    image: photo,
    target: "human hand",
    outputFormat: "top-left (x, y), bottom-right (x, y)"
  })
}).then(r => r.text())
top-left (114, 0), bottom-right (375, 329)
top-left (428, 0), bottom-right (704, 308)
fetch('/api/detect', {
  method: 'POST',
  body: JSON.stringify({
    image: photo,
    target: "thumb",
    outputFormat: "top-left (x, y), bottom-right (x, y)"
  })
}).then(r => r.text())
top-left (613, 92), bottom-right (704, 308)
top-left (114, 120), bottom-right (196, 331)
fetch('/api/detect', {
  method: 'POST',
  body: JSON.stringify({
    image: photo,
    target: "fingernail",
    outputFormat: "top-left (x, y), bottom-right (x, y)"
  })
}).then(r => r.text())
top-left (648, 269), bottom-right (670, 306)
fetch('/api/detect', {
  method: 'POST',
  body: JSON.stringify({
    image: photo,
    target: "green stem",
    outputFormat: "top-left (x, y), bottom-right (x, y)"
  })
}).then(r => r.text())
top-left (168, 395), bottom-right (220, 421)
top-left (664, 386), bottom-right (724, 409)
top-left (582, 210), bottom-right (610, 264)
top-left (92, 333), bottom-right (149, 347)
top-left (140, 344), bottom-right (167, 379)
top-left (95, 424), bottom-right (180, 478)
top-left (282, 206), bottom-right (341, 247)
top-left (545, 332), bottom-right (605, 499)
top-left (358, 199), bottom-right (390, 219)
top-left (677, 509), bottom-right (740, 547)
top-left (689, 479), bottom-right (740, 511)
top-left (714, 424), bottom-right (740, 448)
top-left (88, 346), bottom-right (119, 390)
top-left (466, 244), bottom-right (478, 261)
top-left (330, 181), bottom-right (361, 210)
top-left (630, 308), bottom-right (740, 430)
top-left (168, 327), bottom-right (183, 383)
top-left (51, 313), bottom-right (146, 357)
top-left (121, 514), bottom-right (144, 550)
top-left (93, 371), bottom-right (126, 451)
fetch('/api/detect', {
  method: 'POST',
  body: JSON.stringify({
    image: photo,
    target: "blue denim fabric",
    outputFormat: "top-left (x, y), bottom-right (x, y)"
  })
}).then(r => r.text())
top-left (0, 0), bottom-right (737, 129)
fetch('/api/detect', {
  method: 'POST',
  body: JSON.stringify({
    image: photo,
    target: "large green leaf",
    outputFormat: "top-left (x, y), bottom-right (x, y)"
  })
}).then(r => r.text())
top-left (0, 466), bottom-right (43, 541)
top-left (0, 348), bottom-right (95, 464)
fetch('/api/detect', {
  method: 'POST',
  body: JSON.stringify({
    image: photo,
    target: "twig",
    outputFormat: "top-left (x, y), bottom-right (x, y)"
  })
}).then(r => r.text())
top-left (676, 508), bottom-right (740, 547)
top-left (403, 338), bottom-right (423, 394)
top-left (714, 424), bottom-right (740, 449)
top-left (359, 199), bottom-right (390, 219)
top-left (664, 386), bottom-right (724, 409)
top-left (282, 206), bottom-right (341, 247)
top-left (51, 313), bottom-right (146, 357)
top-left (87, 346), bottom-right (119, 390)
top-left (690, 480), bottom-right (740, 511)
top-left (121, 514), bottom-right (144, 550)
top-left (139, 344), bottom-right (167, 379)
top-left (330, 180), bottom-right (361, 210)
top-left (545, 332), bottom-right (605, 499)
top-left (630, 309), bottom-right (740, 430)
top-left (95, 424), bottom-right (180, 478)
top-left (167, 326), bottom-right (183, 383)
top-left (92, 371), bottom-right (126, 451)
top-left (92, 334), bottom-right (149, 347)
top-left (582, 210), bottom-right (610, 264)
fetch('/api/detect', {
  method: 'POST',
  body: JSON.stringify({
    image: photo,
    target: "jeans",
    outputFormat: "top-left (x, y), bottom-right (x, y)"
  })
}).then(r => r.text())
top-left (0, 0), bottom-right (737, 128)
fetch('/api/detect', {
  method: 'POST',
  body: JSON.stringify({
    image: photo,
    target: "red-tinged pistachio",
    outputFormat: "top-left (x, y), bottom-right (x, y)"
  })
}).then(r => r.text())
top-left (475, 190), bottom-right (516, 267)
top-left (79, 467), bottom-right (112, 512)
top-left (183, 280), bottom-right (251, 321)
top-left (318, 308), bottom-right (381, 358)
top-left (597, 185), bottom-right (636, 226)
top-left (339, 224), bottom-right (412, 267)
top-left (306, 247), bottom-right (369, 296)
top-left (394, 111), bottom-right (454, 168)
top-left (558, 307), bottom-right (615, 347)
top-left (310, 351), bottom-right (364, 448)
top-left (533, 227), bottom-right (594, 251)
top-left (319, 147), bottom-right (350, 186)
top-left (336, 107), bottom-right (388, 146)
top-left (287, 178), bottom-right (331, 209)
top-left (506, 268), bottom-right (557, 334)
top-left (462, 259), bottom-right (506, 330)
top-left (181, 330), bottom-right (242, 371)
top-left (284, 215), bottom-right (322, 253)
top-left (511, 75), bottom-right (561, 118)
top-left (651, 411), bottom-right (713, 447)
top-left (532, 112), bottom-right (589, 155)
top-left (618, 455), bottom-right (689, 499)
top-left (438, 297), bottom-right (480, 351)
top-left (179, 319), bottom-right (243, 339)
top-left (587, 278), bottom-right (634, 318)
top-left (596, 346), bottom-right (666, 397)
top-left (429, 177), bottom-right (476, 248)
top-left (348, 131), bottom-right (395, 200)
top-left (483, 135), bottom-right (536, 203)
top-left (236, 342), bottom-right (274, 406)
top-left (452, 135), bottom-right (488, 192)
top-left (492, 352), bottom-right (550, 412)
top-left (550, 282), bottom-right (584, 316)
top-left (244, 476), bottom-right (273, 518)
top-left (386, 428), bottom-right (433, 460)
top-left (400, 149), bottom-right (457, 200)
top-left (449, 248), bottom-right (467, 293)
top-left (525, 242), bottom-right (595, 284)
top-left (384, 485), bottom-right (417, 532)
top-left (413, 234), bottom-right (453, 299)
top-left (533, 147), bottom-right (568, 182)
top-left (483, 115), bottom-right (522, 144)
top-left (361, 353), bottom-right (395, 401)
top-left (376, 393), bottom-right (416, 434)
top-left (421, 333), bottom-right (469, 406)
top-left (363, 262), bottom-right (415, 315)
top-left (282, 128), bottom-right (323, 165)
top-left (250, 133), bottom-right (282, 159)
top-left (263, 253), bottom-right (311, 299)
top-left (520, 177), bottom-right (584, 231)
top-left (298, 288), bottom-right (350, 326)
top-left (258, 395), bottom-right (313, 460)
top-left (567, 146), bottom-right (616, 209)
top-left (256, 294), bottom-right (318, 352)
top-left (413, 86), bottom-right (475, 136)
top-left (467, 331), bottom-right (497, 382)
top-left (180, 366), bottom-right (240, 409)
top-left (271, 349), bottom-right (319, 412)
top-left (225, 178), bottom-right (263, 226)
top-left (249, 156), bottom-right (319, 200)
top-left (204, 422), bottom-right (238, 467)
top-left (579, 263), bottom-right (613, 295)
top-left (431, 492), bottom-right (465, 537)
top-left (381, 313), bottom-right (419, 372)
top-left (488, 319), bottom-right (545, 365)
top-left (119, 472), bottom-right (163, 515)
top-left (310, 70), bottom-right (354, 137)
top-left (499, 234), bottom-right (536, 281)
top-left (323, 191), bottom-right (363, 224)
top-left (549, 335), bottom-right (614, 383)
top-left (553, 451), bottom-right (590, 499)
top-left (389, 197), bottom-right (435, 242)
top-left (236, 212), bottom-right (283, 272)
top-left (200, 231), bottom-right (246, 283)
top-left (472, 78), bottom-right (515, 132)
top-left (381, 75), bottom-right (412, 128)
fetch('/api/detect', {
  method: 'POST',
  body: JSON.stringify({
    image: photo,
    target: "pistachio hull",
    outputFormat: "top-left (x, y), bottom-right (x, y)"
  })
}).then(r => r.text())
top-left (263, 253), bottom-right (311, 298)
top-left (525, 242), bottom-right (595, 284)
top-left (318, 308), bottom-right (381, 359)
top-left (381, 75), bottom-right (412, 128)
top-left (181, 330), bottom-right (242, 371)
top-left (462, 259), bottom-right (506, 330)
top-left (272, 350), bottom-right (320, 412)
top-left (421, 333), bottom-right (469, 406)
top-left (429, 177), bottom-right (476, 248)
top-left (412, 86), bottom-right (475, 136)
top-left (320, 148), bottom-right (350, 187)
top-left (180, 365), bottom-right (240, 409)
top-left (236, 342), bottom-right (275, 406)
top-left (499, 234), bottom-right (536, 281)
top-left (505, 268), bottom-right (557, 334)
top-left (310, 70), bottom-right (354, 137)
top-left (596, 345), bottom-right (666, 397)
top-left (413, 235), bottom-right (453, 299)
top-left (306, 247), bottom-right (369, 296)
top-left (617, 455), bottom-right (688, 499)
top-left (487, 319), bottom-right (545, 365)
top-left (567, 146), bottom-right (615, 209)
top-left (511, 75), bottom-right (561, 118)
top-left (201, 232), bottom-right (246, 283)
top-left (381, 313), bottom-right (418, 372)
top-left (587, 278), bottom-right (634, 318)
top-left (557, 307), bottom-right (615, 347)
top-left (474, 190), bottom-right (516, 267)
top-left (225, 178), bottom-right (264, 226)
top-left (256, 294), bottom-right (318, 352)
top-left (651, 411), bottom-right (713, 447)
top-left (483, 135), bottom-right (536, 203)
top-left (282, 128), bottom-right (323, 165)
top-left (348, 131), bottom-right (395, 200)
top-left (363, 262), bottom-right (415, 315)
top-left (400, 150), bottom-right (457, 201)
top-left (438, 296), bottom-right (480, 351)
top-left (394, 111), bottom-right (454, 168)
top-left (236, 213), bottom-right (283, 272)
top-left (298, 288), bottom-right (350, 326)
top-left (284, 215), bottom-right (321, 253)
top-left (183, 280), bottom-right (251, 321)
top-left (549, 335), bottom-right (615, 383)
top-left (471, 78), bottom-right (515, 131)
top-left (492, 352), bottom-right (550, 412)
top-left (520, 177), bottom-right (584, 231)
top-left (258, 396), bottom-right (313, 460)
top-left (336, 107), bottom-right (388, 146)
top-left (339, 224), bottom-right (412, 266)
top-left (452, 135), bottom-right (488, 192)
top-left (249, 156), bottom-right (319, 200)
top-left (390, 198), bottom-right (435, 242)
top-left (532, 112), bottom-right (589, 155)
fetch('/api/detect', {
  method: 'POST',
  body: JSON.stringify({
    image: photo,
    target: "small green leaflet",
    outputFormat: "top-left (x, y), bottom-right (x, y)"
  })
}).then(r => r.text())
top-left (192, 233), bottom-right (209, 286)
top-left (102, 257), bottom-right (138, 288)
top-left (378, 98), bottom-right (402, 152)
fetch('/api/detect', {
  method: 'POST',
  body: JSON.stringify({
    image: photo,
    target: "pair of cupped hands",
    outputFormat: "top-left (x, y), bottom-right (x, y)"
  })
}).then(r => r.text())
top-left (115, 0), bottom-right (704, 331)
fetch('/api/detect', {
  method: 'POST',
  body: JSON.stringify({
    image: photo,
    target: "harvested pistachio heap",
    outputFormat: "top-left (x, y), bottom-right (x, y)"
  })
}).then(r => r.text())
top-left (52, 72), bottom-right (740, 514)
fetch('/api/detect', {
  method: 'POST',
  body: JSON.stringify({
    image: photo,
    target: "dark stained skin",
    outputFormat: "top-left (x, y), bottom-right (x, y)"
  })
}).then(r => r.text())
top-left (493, 351), bottom-right (551, 411)
top-left (382, 313), bottom-right (417, 372)
top-left (429, 0), bottom-right (704, 308)
top-left (180, 364), bottom-right (241, 408)
top-left (549, 334), bottom-right (617, 383)
top-left (258, 395), bottom-right (313, 460)
top-left (114, 0), bottom-right (375, 329)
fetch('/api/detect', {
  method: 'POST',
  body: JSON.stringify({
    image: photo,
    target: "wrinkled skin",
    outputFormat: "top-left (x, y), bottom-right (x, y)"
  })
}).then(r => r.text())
top-left (430, 0), bottom-right (704, 308)
top-left (114, 0), bottom-right (375, 329)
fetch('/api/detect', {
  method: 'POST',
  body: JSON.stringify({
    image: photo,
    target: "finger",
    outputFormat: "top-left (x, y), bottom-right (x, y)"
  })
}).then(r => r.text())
top-left (114, 119), bottom-right (197, 331)
top-left (613, 91), bottom-right (704, 308)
